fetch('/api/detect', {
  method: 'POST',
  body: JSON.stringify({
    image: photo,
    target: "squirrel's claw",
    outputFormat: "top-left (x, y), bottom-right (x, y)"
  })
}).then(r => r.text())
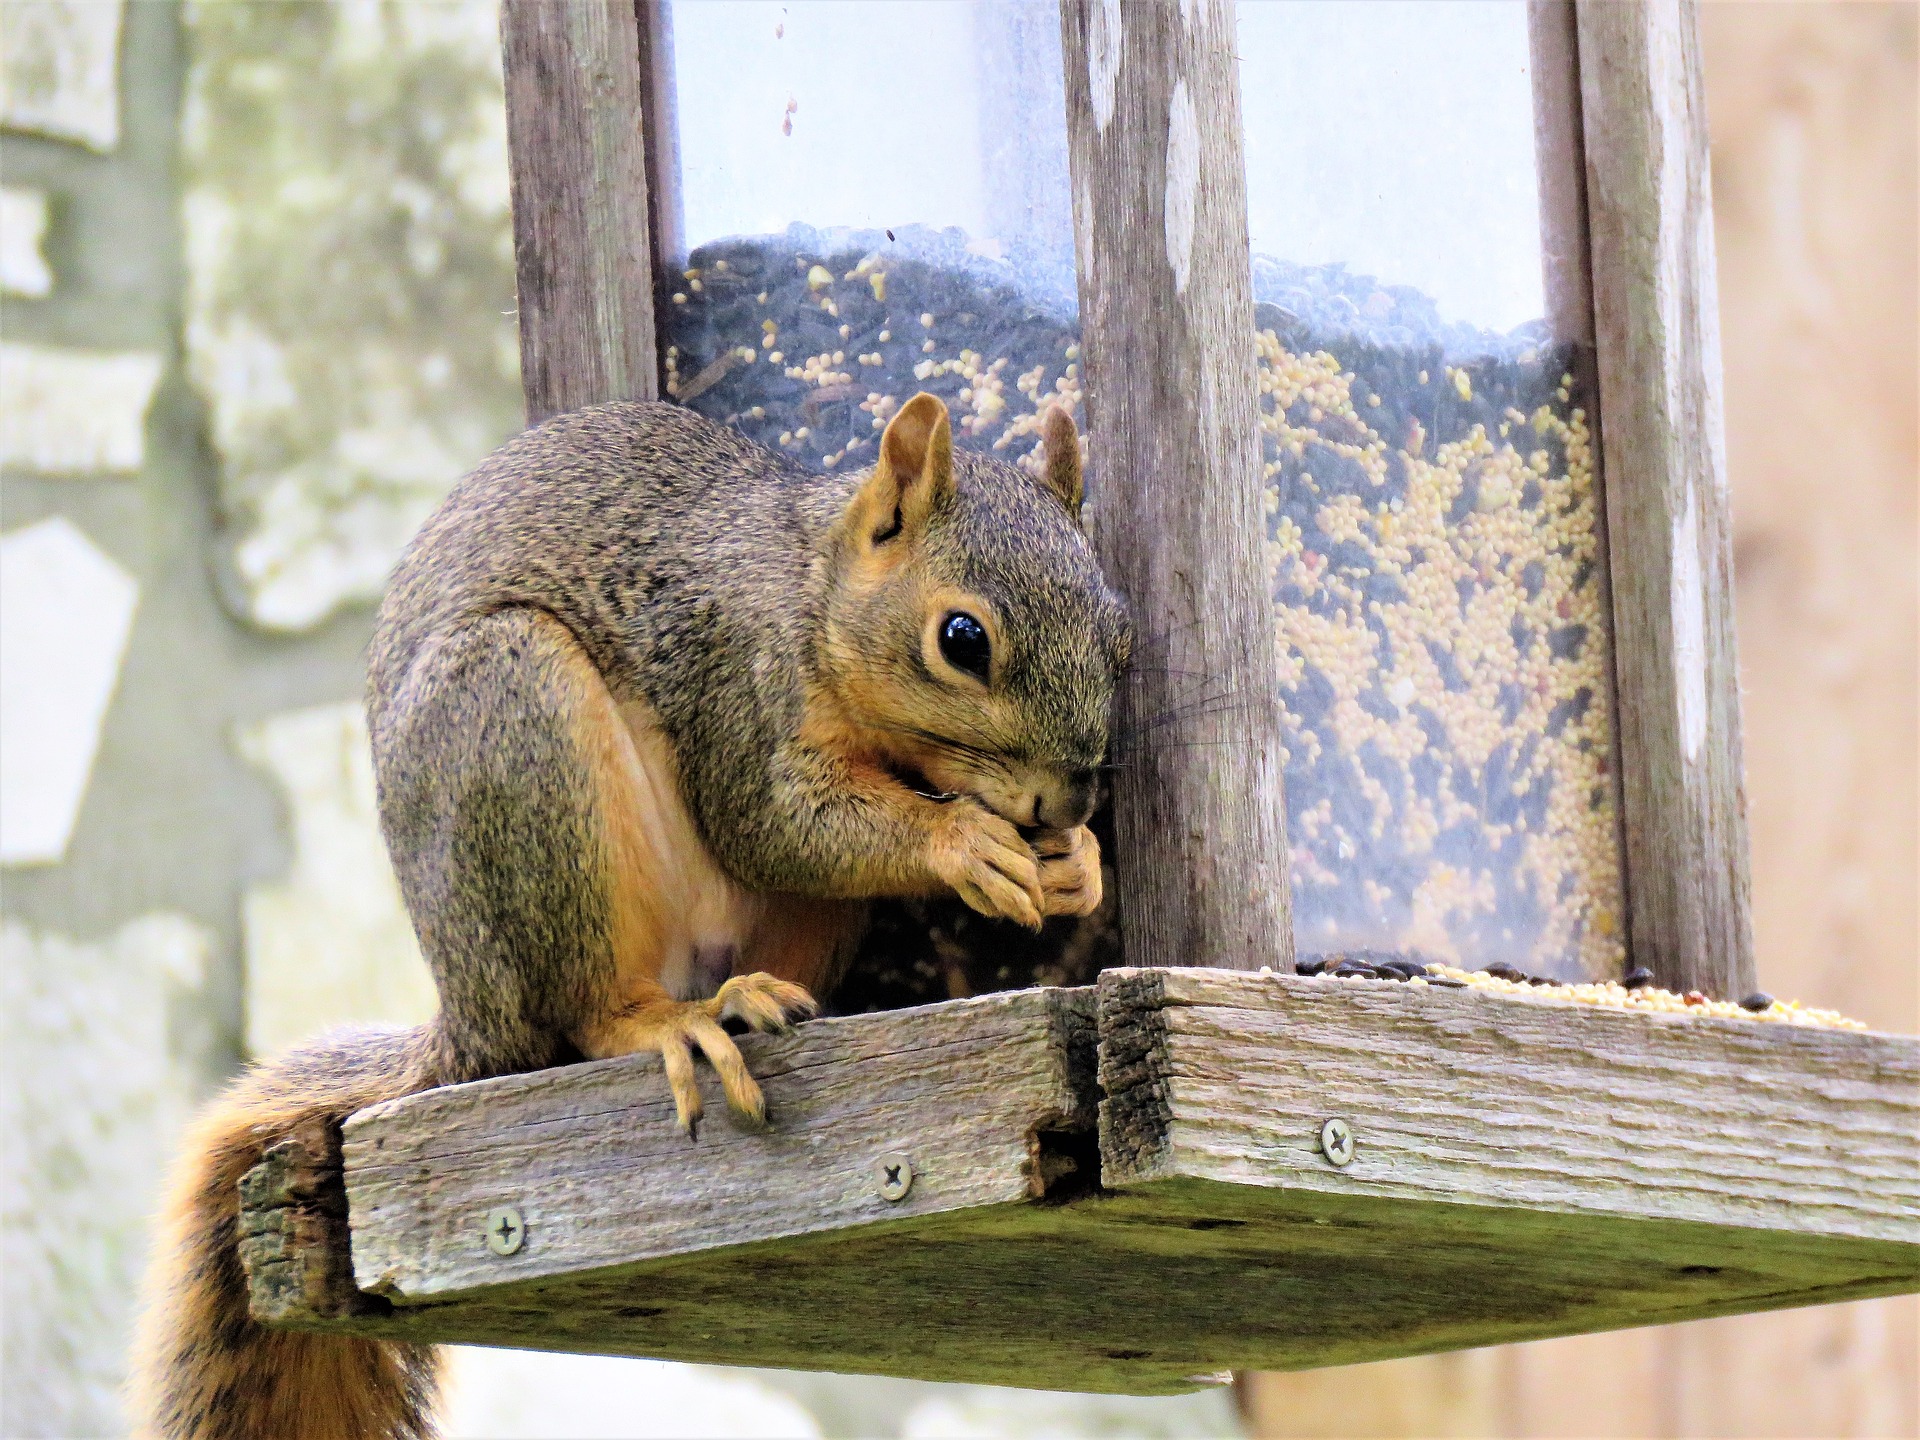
top-left (698, 974), bottom-right (813, 1128)
top-left (659, 1032), bottom-right (704, 1139)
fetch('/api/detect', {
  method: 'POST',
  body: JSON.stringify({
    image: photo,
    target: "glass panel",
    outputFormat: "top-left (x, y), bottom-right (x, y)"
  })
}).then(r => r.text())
top-left (659, 0), bottom-right (1079, 476)
top-left (1240, 1), bottom-right (1626, 978)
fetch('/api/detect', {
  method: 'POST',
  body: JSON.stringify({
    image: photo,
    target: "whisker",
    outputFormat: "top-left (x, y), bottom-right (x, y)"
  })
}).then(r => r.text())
top-left (1121, 683), bottom-right (1244, 718)
top-left (1103, 736), bottom-right (1282, 763)
top-left (1120, 710), bottom-right (1264, 746)
top-left (1124, 690), bottom-right (1264, 734)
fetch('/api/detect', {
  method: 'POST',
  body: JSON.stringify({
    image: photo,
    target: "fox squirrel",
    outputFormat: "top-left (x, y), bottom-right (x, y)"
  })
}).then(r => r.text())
top-left (131, 394), bottom-right (1130, 1439)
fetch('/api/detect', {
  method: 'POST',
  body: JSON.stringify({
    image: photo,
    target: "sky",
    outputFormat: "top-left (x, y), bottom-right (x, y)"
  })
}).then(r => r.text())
top-left (671, 0), bottom-right (1548, 332)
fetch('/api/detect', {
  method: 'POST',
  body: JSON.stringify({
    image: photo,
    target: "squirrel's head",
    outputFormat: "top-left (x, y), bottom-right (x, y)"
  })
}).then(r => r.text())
top-left (820, 393), bottom-right (1131, 832)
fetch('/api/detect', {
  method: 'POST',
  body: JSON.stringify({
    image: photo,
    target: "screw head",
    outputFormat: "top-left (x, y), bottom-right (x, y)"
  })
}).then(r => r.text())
top-left (484, 1205), bottom-right (526, 1256)
top-left (874, 1152), bottom-right (914, 1202)
top-left (1318, 1117), bottom-right (1355, 1167)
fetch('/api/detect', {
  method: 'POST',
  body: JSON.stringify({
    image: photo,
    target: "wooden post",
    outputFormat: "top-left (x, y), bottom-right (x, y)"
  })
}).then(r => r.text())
top-left (1528, 0), bottom-right (1633, 982)
top-left (632, 0), bottom-right (682, 304)
top-left (500, 0), bottom-right (659, 424)
top-left (1575, 0), bottom-right (1756, 998)
top-left (1058, 0), bottom-right (1294, 973)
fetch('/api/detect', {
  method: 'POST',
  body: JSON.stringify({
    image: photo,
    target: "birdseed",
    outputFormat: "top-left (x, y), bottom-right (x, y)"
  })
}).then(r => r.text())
top-left (1276, 957), bottom-right (1868, 1031)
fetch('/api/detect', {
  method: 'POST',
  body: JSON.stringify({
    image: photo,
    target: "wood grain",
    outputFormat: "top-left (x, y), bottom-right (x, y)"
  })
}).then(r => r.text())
top-left (1099, 967), bottom-right (1917, 1243)
top-left (1575, 0), bottom-right (1755, 999)
top-left (236, 1115), bottom-right (389, 1325)
top-left (499, 0), bottom-right (658, 424)
top-left (632, 0), bottom-right (681, 295)
top-left (1058, 0), bottom-right (1294, 974)
top-left (344, 988), bottom-right (1097, 1301)
top-left (243, 974), bottom-right (1916, 1394)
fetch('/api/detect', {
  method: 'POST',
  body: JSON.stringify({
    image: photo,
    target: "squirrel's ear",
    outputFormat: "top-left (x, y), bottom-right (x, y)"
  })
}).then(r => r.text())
top-left (859, 393), bottom-right (954, 544)
top-left (1038, 405), bottom-right (1084, 517)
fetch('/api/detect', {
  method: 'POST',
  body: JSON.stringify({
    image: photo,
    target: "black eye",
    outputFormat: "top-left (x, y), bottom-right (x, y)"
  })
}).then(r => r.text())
top-left (938, 612), bottom-right (991, 680)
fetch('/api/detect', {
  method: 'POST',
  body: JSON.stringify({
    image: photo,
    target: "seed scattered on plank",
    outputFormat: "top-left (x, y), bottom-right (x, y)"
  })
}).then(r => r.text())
top-left (1273, 956), bottom-right (1867, 1030)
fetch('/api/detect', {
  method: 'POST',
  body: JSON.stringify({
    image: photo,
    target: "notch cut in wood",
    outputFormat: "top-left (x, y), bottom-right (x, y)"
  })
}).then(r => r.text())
top-left (241, 973), bottom-right (1918, 1396)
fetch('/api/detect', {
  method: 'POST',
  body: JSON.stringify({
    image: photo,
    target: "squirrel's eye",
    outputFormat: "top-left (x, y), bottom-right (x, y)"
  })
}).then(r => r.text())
top-left (938, 612), bottom-right (991, 680)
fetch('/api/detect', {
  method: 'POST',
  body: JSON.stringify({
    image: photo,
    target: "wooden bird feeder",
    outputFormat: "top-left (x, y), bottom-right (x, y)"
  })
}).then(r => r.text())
top-left (240, 0), bottom-right (1919, 1391)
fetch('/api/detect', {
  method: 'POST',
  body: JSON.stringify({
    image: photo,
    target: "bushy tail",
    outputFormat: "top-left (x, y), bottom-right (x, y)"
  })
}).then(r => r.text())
top-left (130, 1025), bottom-right (443, 1440)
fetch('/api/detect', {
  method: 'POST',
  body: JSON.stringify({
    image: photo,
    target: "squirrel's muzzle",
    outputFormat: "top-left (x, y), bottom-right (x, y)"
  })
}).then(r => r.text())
top-left (1033, 769), bottom-right (1098, 830)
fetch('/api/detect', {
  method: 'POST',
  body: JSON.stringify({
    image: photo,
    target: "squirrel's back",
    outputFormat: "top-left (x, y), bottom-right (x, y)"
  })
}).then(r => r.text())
top-left (369, 400), bottom-right (851, 735)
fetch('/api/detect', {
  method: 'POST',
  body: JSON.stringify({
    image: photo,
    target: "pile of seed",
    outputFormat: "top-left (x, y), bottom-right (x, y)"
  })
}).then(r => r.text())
top-left (1260, 326), bottom-right (1626, 980)
top-left (1250, 256), bottom-right (1547, 362)
top-left (1280, 955), bottom-right (1869, 1030)
top-left (660, 233), bottom-right (1080, 479)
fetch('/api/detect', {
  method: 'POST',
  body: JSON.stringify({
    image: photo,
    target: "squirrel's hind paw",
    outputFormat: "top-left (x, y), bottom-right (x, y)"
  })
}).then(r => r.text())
top-left (592, 1002), bottom-right (770, 1136)
top-left (713, 973), bottom-right (818, 1034)
top-left (586, 975), bottom-right (816, 1136)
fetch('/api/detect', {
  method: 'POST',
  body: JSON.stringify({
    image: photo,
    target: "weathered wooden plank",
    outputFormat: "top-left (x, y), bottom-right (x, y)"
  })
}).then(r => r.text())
top-left (1529, 0), bottom-right (1596, 350)
top-left (1575, 0), bottom-right (1755, 998)
top-left (1098, 967), bottom-right (1919, 1245)
top-left (241, 975), bottom-right (1917, 1395)
top-left (1058, 0), bottom-right (1294, 973)
top-left (499, 0), bottom-right (659, 424)
top-left (344, 988), bottom-right (1097, 1301)
top-left (236, 1115), bottom-right (389, 1325)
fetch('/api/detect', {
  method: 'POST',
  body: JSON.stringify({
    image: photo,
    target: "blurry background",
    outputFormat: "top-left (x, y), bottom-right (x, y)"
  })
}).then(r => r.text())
top-left (0, 2), bottom-right (1911, 1436)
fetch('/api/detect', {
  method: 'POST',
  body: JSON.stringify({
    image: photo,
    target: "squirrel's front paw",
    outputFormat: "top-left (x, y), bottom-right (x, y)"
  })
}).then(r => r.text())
top-left (929, 802), bottom-right (1044, 930)
top-left (1033, 825), bottom-right (1103, 918)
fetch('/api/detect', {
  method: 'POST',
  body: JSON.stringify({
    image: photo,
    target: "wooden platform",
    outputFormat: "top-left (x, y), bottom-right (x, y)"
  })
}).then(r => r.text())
top-left (240, 969), bottom-right (1920, 1395)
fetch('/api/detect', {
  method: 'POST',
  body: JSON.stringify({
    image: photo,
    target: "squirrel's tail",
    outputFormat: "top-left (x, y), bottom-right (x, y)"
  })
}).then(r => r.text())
top-left (130, 1024), bottom-right (444, 1440)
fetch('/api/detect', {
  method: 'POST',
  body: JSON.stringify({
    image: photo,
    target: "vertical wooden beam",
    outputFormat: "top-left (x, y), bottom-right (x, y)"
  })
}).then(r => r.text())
top-left (1059, 0), bottom-right (1293, 973)
top-left (1575, 0), bottom-right (1756, 998)
top-left (1529, 1), bottom-right (1596, 352)
top-left (500, 0), bottom-right (658, 424)
top-left (1529, 0), bottom-right (1632, 983)
top-left (632, 0), bottom-right (682, 304)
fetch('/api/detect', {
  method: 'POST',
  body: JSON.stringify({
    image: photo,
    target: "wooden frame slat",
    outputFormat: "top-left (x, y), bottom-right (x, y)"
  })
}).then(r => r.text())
top-left (1058, 0), bottom-right (1294, 974)
top-left (632, 0), bottom-right (681, 334)
top-left (1530, 0), bottom-right (1598, 351)
top-left (343, 989), bottom-right (1097, 1302)
top-left (1575, 0), bottom-right (1756, 997)
top-left (240, 973), bottom-right (1918, 1394)
top-left (500, 0), bottom-right (659, 424)
top-left (1099, 969), bottom-right (1917, 1242)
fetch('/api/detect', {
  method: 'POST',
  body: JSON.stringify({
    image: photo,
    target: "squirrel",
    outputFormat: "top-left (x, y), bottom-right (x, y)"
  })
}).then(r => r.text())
top-left (131, 393), bottom-right (1131, 1439)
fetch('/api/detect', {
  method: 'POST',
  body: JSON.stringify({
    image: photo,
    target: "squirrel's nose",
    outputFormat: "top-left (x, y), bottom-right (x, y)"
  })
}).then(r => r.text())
top-left (1036, 770), bottom-right (1097, 830)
